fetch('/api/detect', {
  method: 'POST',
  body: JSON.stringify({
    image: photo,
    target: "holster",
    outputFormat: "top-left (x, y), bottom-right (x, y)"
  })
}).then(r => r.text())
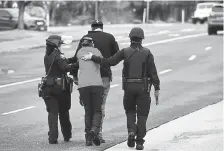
top-left (67, 77), bottom-right (73, 93)
top-left (55, 76), bottom-right (73, 93)
top-left (143, 77), bottom-right (149, 92)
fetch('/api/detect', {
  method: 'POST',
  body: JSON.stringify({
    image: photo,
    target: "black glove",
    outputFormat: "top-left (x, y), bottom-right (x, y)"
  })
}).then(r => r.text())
top-left (73, 76), bottom-right (78, 85)
top-left (79, 97), bottom-right (84, 106)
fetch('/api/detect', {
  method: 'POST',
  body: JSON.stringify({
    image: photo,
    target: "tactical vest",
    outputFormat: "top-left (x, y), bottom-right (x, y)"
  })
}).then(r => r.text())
top-left (122, 46), bottom-right (150, 79)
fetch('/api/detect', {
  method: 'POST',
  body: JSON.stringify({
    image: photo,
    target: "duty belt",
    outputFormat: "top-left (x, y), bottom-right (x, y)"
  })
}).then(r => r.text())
top-left (123, 78), bottom-right (143, 83)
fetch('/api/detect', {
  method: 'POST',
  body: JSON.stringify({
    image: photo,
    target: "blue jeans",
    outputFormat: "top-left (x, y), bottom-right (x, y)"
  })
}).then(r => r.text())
top-left (99, 77), bottom-right (110, 137)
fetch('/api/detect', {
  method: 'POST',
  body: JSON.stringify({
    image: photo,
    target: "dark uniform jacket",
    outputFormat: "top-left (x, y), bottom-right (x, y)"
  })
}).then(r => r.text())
top-left (69, 30), bottom-right (119, 80)
top-left (44, 49), bottom-right (76, 111)
top-left (91, 44), bottom-right (160, 90)
top-left (44, 50), bottom-right (74, 77)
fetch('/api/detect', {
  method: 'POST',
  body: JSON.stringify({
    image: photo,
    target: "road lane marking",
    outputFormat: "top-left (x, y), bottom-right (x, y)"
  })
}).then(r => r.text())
top-left (0, 78), bottom-right (40, 89)
top-left (8, 70), bottom-right (15, 74)
top-left (205, 46), bottom-right (212, 51)
top-left (119, 31), bottom-right (170, 43)
top-left (158, 30), bottom-right (170, 34)
top-left (2, 106), bottom-right (36, 115)
top-left (188, 55), bottom-right (196, 61)
top-left (168, 34), bottom-right (180, 37)
top-left (143, 33), bottom-right (206, 47)
top-left (110, 84), bottom-right (119, 88)
top-left (0, 33), bottom-right (206, 89)
top-left (180, 28), bottom-right (195, 32)
top-left (0, 69), bottom-right (15, 74)
top-left (159, 69), bottom-right (172, 75)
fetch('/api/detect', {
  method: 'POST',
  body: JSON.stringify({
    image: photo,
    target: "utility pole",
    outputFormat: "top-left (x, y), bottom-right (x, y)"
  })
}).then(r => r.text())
top-left (95, 1), bottom-right (99, 20)
top-left (146, 0), bottom-right (149, 23)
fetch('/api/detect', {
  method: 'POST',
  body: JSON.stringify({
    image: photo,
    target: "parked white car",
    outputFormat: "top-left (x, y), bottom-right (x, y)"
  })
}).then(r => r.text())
top-left (192, 2), bottom-right (219, 24)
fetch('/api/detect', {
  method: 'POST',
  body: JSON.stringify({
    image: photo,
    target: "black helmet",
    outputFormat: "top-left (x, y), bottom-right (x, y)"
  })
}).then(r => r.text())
top-left (46, 35), bottom-right (62, 47)
top-left (82, 36), bottom-right (94, 46)
top-left (91, 20), bottom-right (103, 28)
top-left (129, 27), bottom-right (145, 39)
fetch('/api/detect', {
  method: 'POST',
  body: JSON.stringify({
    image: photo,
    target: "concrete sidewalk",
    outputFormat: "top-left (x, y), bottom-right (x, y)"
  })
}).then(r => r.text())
top-left (105, 101), bottom-right (223, 151)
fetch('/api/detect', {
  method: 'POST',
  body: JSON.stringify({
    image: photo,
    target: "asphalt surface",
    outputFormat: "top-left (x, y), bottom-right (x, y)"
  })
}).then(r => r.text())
top-left (0, 24), bottom-right (223, 151)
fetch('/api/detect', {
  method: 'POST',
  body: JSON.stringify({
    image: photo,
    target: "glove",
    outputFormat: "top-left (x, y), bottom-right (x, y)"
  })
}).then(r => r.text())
top-left (73, 76), bottom-right (78, 85)
top-left (81, 52), bottom-right (93, 61)
top-left (154, 90), bottom-right (160, 105)
top-left (79, 97), bottom-right (84, 106)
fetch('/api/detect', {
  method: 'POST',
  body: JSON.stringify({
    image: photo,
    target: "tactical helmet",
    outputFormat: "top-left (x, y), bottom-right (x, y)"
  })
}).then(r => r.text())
top-left (91, 20), bottom-right (103, 28)
top-left (129, 27), bottom-right (145, 39)
top-left (46, 35), bottom-right (62, 47)
top-left (82, 36), bottom-right (94, 46)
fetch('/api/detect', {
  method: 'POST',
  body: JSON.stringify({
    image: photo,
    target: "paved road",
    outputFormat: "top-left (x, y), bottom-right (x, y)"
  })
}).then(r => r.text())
top-left (0, 24), bottom-right (223, 151)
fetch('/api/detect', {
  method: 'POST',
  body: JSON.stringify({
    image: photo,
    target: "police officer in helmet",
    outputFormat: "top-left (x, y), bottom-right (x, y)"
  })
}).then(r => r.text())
top-left (43, 35), bottom-right (77, 144)
top-left (82, 27), bottom-right (160, 150)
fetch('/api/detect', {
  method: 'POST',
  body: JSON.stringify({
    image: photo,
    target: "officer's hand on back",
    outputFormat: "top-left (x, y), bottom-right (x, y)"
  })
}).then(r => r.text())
top-left (81, 52), bottom-right (93, 61)
top-left (73, 76), bottom-right (78, 85)
top-left (154, 90), bottom-right (160, 105)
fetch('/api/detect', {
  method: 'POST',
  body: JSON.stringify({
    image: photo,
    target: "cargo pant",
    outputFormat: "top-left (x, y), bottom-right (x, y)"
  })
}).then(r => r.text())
top-left (123, 83), bottom-right (151, 145)
top-left (44, 91), bottom-right (72, 143)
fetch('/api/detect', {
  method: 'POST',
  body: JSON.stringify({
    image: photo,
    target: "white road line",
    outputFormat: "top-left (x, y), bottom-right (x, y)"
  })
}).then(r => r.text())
top-left (188, 55), bottom-right (196, 61)
top-left (120, 31), bottom-right (171, 45)
top-left (143, 33), bottom-right (206, 47)
top-left (180, 28), bottom-right (195, 32)
top-left (159, 69), bottom-right (172, 75)
top-left (158, 30), bottom-right (170, 34)
top-left (8, 70), bottom-right (15, 74)
top-left (117, 38), bottom-right (129, 42)
top-left (61, 45), bottom-right (72, 49)
top-left (110, 84), bottom-right (119, 88)
top-left (0, 78), bottom-right (40, 89)
top-left (168, 33), bottom-right (180, 37)
top-left (205, 46), bottom-right (212, 51)
top-left (2, 106), bottom-right (36, 115)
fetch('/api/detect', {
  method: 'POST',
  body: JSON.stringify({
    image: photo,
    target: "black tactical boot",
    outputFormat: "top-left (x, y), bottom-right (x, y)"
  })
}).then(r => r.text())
top-left (64, 136), bottom-right (71, 142)
top-left (127, 132), bottom-right (136, 148)
top-left (100, 137), bottom-right (105, 143)
top-left (136, 139), bottom-right (145, 150)
top-left (91, 130), bottom-right (101, 146)
top-left (136, 144), bottom-right (144, 150)
top-left (85, 133), bottom-right (93, 146)
top-left (49, 140), bottom-right (58, 144)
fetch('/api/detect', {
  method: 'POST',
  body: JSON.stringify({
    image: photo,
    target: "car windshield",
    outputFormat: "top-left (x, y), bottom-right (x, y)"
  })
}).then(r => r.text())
top-left (212, 6), bottom-right (223, 12)
top-left (198, 4), bottom-right (215, 9)
top-left (198, 5), bottom-right (206, 9)
top-left (206, 5), bottom-right (214, 8)
top-left (8, 9), bottom-right (30, 18)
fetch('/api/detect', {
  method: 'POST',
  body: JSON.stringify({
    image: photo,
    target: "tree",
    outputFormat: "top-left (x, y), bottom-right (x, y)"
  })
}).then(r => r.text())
top-left (18, 1), bottom-right (32, 29)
